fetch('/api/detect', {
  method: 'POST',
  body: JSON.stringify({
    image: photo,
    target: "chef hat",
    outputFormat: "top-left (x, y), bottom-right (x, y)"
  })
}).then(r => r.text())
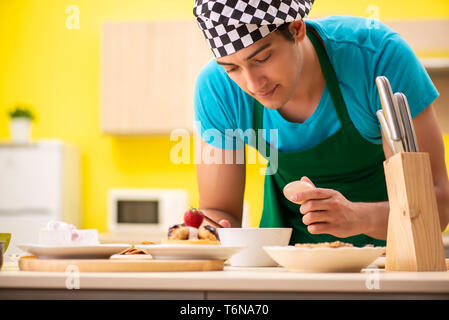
top-left (193, 0), bottom-right (314, 58)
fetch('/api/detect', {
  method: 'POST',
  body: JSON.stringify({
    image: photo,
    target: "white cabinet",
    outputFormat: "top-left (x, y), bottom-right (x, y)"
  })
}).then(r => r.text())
top-left (0, 140), bottom-right (81, 255)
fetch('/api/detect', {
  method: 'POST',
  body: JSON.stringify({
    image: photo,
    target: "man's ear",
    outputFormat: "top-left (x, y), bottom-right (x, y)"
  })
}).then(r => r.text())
top-left (289, 20), bottom-right (306, 42)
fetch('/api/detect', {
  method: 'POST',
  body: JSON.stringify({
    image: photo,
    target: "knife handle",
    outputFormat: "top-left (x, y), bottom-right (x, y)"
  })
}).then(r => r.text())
top-left (394, 93), bottom-right (419, 152)
top-left (376, 109), bottom-right (396, 154)
top-left (376, 76), bottom-right (403, 142)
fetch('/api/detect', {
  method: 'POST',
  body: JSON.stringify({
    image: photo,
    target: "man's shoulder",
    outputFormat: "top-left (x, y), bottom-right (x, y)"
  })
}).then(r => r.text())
top-left (196, 58), bottom-right (231, 89)
top-left (194, 57), bottom-right (254, 139)
top-left (195, 57), bottom-right (250, 104)
top-left (307, 15), bottom-right (398, 51)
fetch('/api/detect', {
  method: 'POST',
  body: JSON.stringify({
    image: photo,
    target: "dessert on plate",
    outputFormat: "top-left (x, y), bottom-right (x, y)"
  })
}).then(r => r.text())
top-left (116, 245), bottom-right (148, 255)
top-left (110, 242), bottom-right (154, 260)
top-left (162, 208), bottom-right (220, 245)
top-left (38, 221), bottom-right (99, 246)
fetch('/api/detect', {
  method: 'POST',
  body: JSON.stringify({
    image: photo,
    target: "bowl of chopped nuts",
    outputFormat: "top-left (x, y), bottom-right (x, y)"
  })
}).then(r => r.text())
top-left (264, 241), bottom-right (385, 272)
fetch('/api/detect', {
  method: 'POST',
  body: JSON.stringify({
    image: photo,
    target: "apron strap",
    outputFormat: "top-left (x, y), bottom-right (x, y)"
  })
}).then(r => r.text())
top-left (306, 27), bottom-right (351, 126)
top-left (253, 99), bottom-right (264, 133)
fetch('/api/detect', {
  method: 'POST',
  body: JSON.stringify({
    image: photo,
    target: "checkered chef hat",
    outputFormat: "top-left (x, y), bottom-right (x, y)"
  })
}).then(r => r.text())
top-left (193, 0), bottom-right (314, 57)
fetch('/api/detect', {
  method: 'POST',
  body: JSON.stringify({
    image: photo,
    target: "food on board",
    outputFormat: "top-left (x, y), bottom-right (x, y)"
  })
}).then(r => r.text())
top-left (162, 209), bottom-right (220, 245)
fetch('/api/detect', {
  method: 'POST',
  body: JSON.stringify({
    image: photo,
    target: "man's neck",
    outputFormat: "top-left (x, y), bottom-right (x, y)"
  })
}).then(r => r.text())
top-left (278, 35), bottom-right (325, 123)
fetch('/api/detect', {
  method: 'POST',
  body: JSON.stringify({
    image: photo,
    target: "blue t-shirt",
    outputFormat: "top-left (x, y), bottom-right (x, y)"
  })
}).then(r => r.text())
top-left (193, 16), bottom-right (439, 152)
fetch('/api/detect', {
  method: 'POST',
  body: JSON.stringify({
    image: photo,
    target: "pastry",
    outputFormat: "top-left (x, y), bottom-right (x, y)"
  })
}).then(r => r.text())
top-left (116, 245), bottom-right (147, 255)
top-left (198, 225), bottom-right (219, 241)
top-left (162, 208), bottom-right (220, 245)
top-left (110, 243), bottom-right (153, 260)
top-left (168, 224), bottom-right (190, 240)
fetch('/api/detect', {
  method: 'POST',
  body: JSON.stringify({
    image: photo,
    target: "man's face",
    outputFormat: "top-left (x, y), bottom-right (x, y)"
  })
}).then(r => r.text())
top-left (216, 23), bottom-right (305, 110)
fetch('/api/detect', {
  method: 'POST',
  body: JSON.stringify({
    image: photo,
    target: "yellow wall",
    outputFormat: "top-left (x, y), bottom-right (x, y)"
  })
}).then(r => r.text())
top-left (0, 0), bottom-right (448, 232)
top-left (309, 0), bottom-right (449, 20)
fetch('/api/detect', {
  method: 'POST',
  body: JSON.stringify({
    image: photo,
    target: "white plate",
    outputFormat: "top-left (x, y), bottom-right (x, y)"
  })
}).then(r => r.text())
top-left (135, 244), bottom-right (245, 260)
top-left (263, 245), bottom-right (386, 273)
top-left (17, 243), bottom-right (132, 259)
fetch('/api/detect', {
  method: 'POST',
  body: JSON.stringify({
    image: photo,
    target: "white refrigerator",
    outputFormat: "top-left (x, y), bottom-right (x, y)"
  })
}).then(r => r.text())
top-left (0, 139), bottom-right (81, 256)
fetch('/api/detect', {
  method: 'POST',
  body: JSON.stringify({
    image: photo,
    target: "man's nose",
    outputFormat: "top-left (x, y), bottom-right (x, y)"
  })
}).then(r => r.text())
top-left (245, 69), bottom-right (268, 95)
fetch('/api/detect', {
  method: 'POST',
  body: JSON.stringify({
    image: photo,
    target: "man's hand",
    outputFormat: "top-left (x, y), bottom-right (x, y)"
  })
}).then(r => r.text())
top-left (292, 177), bottom-right (376, 238)
top-left (295, 104), bottom-right (449, 239)
top-left (217, 219), bottom-right (231, 228)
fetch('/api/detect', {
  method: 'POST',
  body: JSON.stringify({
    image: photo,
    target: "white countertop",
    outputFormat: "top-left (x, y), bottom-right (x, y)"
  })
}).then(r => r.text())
top-left (1, 261), bottom-right (448, 299)
top-left (2, 235), bottom-right (447, 299)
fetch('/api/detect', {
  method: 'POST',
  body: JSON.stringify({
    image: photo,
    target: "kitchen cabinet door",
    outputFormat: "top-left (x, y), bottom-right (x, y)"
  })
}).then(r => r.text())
top-left (100, 20), bottom-right (213, 134)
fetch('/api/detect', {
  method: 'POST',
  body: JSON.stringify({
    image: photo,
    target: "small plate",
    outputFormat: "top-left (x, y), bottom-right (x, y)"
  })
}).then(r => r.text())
top-left (135, 244), bottom-right (245, 260)
top-left (17, 243), bottom-right (132, 259)
top-left (263, 245), bottom-right (385, 273)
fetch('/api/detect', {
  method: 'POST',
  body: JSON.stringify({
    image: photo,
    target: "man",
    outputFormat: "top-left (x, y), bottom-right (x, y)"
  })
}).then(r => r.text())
top-left (192, 0), bottom-right (449, 246)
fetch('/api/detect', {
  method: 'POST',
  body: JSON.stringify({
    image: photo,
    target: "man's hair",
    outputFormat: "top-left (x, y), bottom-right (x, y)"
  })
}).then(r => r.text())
top-left (276, 23), bottom-right (295, 42)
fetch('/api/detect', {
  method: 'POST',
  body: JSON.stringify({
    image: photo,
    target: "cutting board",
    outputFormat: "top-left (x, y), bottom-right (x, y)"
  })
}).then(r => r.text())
top-left (19, 256), bottom-right (224, 272)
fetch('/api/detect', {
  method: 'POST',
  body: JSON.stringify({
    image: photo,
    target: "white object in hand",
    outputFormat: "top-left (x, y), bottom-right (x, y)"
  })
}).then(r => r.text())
top-left (283, 180), bottom-right (315, 204)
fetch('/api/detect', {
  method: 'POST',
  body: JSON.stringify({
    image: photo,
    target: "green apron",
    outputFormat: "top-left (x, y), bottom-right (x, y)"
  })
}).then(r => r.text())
top-left (256, 26), bottom-right (387, 247)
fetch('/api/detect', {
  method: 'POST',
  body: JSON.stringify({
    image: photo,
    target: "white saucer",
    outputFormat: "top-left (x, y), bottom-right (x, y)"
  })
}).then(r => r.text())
top-left (135, 244), bottom-right (245, 260)
top-left (17, 243), bottom-right (132, 259)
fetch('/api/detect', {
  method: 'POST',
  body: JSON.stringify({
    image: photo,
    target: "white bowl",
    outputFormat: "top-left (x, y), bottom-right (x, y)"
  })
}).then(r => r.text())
top-left (263, 245), bottom-right (386, 272)
top-left (217, 228), bottom-right (292, 267)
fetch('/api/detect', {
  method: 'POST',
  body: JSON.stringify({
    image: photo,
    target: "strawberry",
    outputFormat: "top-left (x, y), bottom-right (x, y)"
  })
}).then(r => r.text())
top-left (184, 208), bottom-right (204, 228)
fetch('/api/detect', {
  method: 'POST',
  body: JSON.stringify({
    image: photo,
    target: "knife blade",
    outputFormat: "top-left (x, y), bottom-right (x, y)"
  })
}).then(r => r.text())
top-left (375, 76), bottom-right (406, 153)
top-left (394, 92), bottom-right (419, 152)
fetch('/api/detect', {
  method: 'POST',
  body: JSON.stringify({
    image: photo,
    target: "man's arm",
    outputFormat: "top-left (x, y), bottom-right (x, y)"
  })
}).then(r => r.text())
top-left (196, 137), bottom-right (246, 227)
top-left (297, 104), bottom-right (449, 239)
top-left (412, 104), bottom-right (449, 231)
top-left (364, 103), bottom-right (449, 237)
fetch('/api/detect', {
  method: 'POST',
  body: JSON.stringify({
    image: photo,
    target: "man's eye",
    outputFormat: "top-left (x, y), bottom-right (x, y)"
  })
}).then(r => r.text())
top-left (226, 67), bottom-right (238, 73)
top-left (255, 54), bottom-right (271, 63)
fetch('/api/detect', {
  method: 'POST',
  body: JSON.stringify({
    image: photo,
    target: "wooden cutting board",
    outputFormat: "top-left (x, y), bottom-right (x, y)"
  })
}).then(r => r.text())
top-left (19, 256), bottom-right (224, 272)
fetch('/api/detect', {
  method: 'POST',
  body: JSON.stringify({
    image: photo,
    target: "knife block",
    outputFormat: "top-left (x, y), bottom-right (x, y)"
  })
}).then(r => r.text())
top-left (383, 152), bottom-right (447, 271)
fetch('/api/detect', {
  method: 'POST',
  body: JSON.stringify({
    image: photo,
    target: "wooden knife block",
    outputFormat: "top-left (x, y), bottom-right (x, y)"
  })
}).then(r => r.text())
top-left (383, 152), bottom-right (447, 271)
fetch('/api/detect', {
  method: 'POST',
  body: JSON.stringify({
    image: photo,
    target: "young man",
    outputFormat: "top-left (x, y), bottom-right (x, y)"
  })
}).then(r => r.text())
top-left (193, 0), bottom-right (449, 246)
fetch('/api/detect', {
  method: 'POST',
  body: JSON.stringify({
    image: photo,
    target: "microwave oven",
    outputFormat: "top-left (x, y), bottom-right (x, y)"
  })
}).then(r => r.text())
top-left (108, 188), bottom-right (189, 233)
